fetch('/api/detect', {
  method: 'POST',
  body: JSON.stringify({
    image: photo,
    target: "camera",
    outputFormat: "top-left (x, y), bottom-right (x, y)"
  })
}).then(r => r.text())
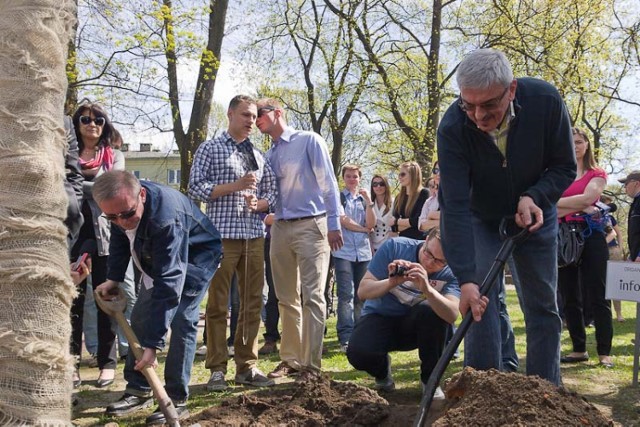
top-left (390, 264), bottom-right (407, 277)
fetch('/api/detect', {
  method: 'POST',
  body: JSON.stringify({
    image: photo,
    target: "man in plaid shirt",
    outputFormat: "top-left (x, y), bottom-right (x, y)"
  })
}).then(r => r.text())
top-left (189, 95), bottom-right (277, 391)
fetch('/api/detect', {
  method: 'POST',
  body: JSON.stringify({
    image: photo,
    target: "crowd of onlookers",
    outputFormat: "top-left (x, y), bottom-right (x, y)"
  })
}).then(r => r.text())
top-left (65, 48), bottom-right (640, 424)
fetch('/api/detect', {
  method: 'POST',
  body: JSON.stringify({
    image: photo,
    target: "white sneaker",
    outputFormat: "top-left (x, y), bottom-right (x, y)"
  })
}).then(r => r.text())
top-left (339, 343), bottom-right (348, 353)
top-left (195, 345), bottom-right (207, 356)
top-left (227, 346), bottom-right (235, 357)
top-left (422, 383), bottom-right (445, 400)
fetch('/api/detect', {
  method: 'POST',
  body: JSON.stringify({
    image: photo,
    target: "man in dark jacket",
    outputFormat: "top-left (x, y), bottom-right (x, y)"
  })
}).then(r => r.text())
top-left (94, 170), bottom-right (222, 424)
top-left (437, 48), bottom-right (576, 386)
top-left (619, 171), bottom-right (640, 262)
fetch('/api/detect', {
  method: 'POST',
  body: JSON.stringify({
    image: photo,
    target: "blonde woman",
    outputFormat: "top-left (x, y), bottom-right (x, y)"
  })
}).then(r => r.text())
top-left (369, 175), bottom-right (394, 252)
top-left (388, 161), bottom-right (429, 240)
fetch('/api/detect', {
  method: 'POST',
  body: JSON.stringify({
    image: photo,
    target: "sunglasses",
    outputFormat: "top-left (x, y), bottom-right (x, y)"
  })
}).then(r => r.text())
top-left (432, 167), bottom-right (440, 174)
top-left (102, 191), bottom-right (141, 221)
top-left (398, 172), bottom-right (408, 178)
top-left (257, 106), bottom-right (276, 118)
top-left (372, 182), bottom-right (386, 188)
top-left (80, 115), bottom-right (106, 126)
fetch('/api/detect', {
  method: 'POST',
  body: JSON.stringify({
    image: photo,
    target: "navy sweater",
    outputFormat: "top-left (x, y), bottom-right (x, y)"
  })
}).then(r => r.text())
top-left (437, 77), bottom-right (576, 285)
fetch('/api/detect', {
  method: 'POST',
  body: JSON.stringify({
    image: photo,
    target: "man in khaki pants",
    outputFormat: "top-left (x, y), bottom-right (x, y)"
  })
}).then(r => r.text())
top-left (256, 98), bottom-right (344, 381)
top-left (189, 95), bottom-right (277, 392)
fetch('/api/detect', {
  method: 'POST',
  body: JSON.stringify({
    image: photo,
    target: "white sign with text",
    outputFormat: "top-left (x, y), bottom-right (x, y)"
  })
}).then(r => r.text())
top-left (606, 261), bottom-right (640, 302)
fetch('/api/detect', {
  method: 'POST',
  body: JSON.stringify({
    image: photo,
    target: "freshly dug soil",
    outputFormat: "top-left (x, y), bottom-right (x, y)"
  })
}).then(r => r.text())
top-left (434, 367), bottom-right (613, 426)
top-left (186, 368), bottom-right (613, 426)
top-left (188, 374), bottom-right (391, 426)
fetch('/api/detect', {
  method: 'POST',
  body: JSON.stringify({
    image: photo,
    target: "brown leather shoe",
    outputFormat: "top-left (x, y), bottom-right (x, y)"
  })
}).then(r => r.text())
top-left (258, 341), bottom-right (278, 355)
top-left (268, 361), bottom-right (299, 378)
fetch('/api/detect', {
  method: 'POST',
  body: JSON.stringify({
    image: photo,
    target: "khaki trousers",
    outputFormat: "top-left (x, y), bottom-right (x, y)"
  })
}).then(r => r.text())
top-left (205, 238), bottom-right (265, 374)
top-left (270, 216), bottom-right (330, 371)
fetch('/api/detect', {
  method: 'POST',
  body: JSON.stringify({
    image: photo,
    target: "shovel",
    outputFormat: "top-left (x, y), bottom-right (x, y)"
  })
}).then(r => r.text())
top-left (94, 288), bottom-right (181, 427)
top-left (413, 217), bottom-right (530, 427)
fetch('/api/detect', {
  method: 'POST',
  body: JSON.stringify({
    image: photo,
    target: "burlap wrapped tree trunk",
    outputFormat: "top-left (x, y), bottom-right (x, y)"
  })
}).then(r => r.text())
top-left (0, 0), bottom-right (77, 424)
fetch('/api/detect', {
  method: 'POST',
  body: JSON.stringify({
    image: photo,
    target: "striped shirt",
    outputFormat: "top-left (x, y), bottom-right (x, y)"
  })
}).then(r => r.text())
top-left (188, 131), bottom-right (277, 239)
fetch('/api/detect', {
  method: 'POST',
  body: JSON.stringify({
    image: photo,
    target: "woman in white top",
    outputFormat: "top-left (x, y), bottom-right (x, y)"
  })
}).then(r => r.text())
top-left (369, 175), bottom-right (395, 253)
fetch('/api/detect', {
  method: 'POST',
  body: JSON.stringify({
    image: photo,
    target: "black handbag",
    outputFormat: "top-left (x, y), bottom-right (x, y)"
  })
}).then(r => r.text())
top-left (557, 221), bottom-right (585, 268)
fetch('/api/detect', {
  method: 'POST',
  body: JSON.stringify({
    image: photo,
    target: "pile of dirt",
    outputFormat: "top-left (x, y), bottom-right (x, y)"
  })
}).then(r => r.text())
top-left (188, 374), bottom-right (391, 426)
top-left (434, 367), bottom-right (613, 426)
top-left (186, 368), bottom-right (613, 426)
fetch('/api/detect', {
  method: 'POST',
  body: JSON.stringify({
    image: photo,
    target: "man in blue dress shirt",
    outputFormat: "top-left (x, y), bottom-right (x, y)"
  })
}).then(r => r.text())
top-left (256, 98), bottom-right (343, 382)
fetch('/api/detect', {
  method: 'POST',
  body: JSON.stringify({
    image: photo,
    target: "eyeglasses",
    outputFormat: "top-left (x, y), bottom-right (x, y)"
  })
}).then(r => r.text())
top-left (422, 242), bottom-right (447, 266)
top-left (80, 115), bottom-right (106, 126)
top-left (432, 167), bottom-right (440, 174)
top-left (102, 191), bottom-right (141, 221)
top-left (257, 106), bottom-right (276, 118)
top-left (458, 87), bottom-right (509, 113)
top-left (372, 182), bottom-right (386, 188)
top-left (398, 172), bottom-right (407, 178)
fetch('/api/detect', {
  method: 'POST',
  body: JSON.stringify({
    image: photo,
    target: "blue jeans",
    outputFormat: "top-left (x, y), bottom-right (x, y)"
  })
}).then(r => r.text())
top-left (334, 258), bottom-right (369, 345)
top-left (117, 260), bottom-right (137, 358)
top-left (465, 212), bottom-right (561, 385)
top-left (124, 274), bottom-right (210, 401)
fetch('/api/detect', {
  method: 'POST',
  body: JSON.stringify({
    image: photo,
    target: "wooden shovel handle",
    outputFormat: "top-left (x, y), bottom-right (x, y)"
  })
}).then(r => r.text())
top-left (94, 289), bottom-right (181, 426)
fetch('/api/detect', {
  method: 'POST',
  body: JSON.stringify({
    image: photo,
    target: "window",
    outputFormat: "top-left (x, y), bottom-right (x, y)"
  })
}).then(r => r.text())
top-left (133, 171), bottom-right (140, 178)
top-left (168, 169), bottom-right (181, 185)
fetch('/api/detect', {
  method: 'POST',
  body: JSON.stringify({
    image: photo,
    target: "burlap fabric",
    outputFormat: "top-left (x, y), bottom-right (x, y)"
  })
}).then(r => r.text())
top-left (0, 1), bottom-right (77, 424)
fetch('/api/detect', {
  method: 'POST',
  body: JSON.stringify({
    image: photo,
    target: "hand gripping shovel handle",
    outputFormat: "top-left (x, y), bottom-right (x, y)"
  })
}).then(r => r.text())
top-left (94, 288), bottom-right (181, 427)
top-left (413, 217), bottom-right (529, 427)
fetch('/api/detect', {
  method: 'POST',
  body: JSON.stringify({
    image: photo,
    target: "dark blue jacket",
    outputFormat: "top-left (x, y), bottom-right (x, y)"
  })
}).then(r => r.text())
top-left (107, 181), bottom-right (222, 349)
top-left (437, 77), bottom-right (576, 284)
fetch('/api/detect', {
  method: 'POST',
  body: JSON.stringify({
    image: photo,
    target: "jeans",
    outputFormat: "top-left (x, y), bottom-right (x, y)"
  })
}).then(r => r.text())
top-left (263, 237), bottom-right (281, 343)
top-left (334, 258), bottom-right (369, 345)
top-left (227, 274), bottom-right (239, 346)
top-left (500, 258), bottom-right (519, 372)
top-left (124, 268), bottom-right (210, 401)
top-left (465, 212), bottom-right (561, 385)
top-left (82, 277), bottom-right (98, 355)
top-left (347, 305), bottom-right (448, 384)
top-left (558, 229), bottom-right (612, 355)
top-left (117, 260), bottom-right (137, 358)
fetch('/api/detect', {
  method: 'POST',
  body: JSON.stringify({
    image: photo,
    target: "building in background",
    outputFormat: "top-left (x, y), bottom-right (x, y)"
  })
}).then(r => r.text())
top-left (121, 143), bottom-right (181, 189)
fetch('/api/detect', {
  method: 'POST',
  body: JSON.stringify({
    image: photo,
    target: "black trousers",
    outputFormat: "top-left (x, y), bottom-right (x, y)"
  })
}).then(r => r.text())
top-left (70, 202), bottom-right (117, 370)
top-left (263, 237), bottom-right (281, 343)
top-left (558, 229), bottom-right (612, 355)
top-left (346, 303), bottom-right (448, 384)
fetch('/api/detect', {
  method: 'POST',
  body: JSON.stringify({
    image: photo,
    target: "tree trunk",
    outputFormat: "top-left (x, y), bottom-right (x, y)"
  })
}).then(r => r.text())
top-left (0, 0), bottom-right (76, 423)
top-left (162, 0), bottom-right (229, 193)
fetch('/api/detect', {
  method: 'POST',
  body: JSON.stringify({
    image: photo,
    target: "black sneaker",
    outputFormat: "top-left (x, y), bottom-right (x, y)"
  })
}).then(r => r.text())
top-left (105, 393), bottom-right (154, 417)
top-left (145, 402), bottom-right (189, 425)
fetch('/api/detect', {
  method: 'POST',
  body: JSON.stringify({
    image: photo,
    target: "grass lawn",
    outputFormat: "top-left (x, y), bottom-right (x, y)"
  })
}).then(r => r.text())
top-left (72, 289), bottom-right (640, 426)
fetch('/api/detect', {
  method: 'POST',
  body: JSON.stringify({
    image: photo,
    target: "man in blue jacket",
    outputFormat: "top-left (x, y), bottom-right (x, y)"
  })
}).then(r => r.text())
top-left (94, 170), bottom-right (222, 424)
top-left (437, 48), bottom-right (576, 386)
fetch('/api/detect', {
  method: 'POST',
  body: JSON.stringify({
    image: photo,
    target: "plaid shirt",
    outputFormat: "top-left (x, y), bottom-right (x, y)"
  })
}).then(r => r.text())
top-left (188, 131), bottom-right (277, 239)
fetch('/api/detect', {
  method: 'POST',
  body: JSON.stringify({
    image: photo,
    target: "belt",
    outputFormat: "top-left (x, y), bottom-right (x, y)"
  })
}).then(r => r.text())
top-left (278, 213), bottom-right (326, 222)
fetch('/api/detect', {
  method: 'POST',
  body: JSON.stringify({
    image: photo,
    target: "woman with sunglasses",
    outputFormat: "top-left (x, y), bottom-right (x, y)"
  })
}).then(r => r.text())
top-left (70, 102), bottom-right (124, 388)
top-left (369, 175), bottom-right (394, 253)
top-left (388, 161), bottom-right (429, 240)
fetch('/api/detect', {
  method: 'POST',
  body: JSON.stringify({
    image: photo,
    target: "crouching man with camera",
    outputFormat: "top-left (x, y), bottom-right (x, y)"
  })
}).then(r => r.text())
top-left (346, 228), bottom-right (474, 399)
